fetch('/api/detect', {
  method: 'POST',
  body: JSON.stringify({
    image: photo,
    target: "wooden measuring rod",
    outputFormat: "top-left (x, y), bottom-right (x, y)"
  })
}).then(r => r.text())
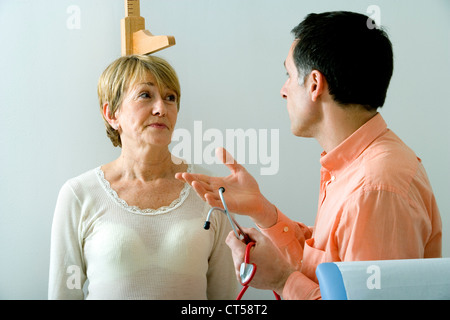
top-left (120, 0), bottom-right (175, 56)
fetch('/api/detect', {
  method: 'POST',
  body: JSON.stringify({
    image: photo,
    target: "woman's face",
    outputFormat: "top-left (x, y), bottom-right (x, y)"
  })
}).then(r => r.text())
top-left (115, 72), bottom-right (178, 149)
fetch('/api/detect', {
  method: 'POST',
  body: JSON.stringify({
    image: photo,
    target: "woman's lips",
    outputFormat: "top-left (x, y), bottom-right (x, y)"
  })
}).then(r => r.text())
top-left (148, 123), bottom-right (168, 129)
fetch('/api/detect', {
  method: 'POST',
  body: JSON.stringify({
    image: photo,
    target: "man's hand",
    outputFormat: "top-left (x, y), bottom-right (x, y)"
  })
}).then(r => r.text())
top-left (225, 227), bottom-right (295, 296)
top-left (175, 147), bottom-right (277, 228)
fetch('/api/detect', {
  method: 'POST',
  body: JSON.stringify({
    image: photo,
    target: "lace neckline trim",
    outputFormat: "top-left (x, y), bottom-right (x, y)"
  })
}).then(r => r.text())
top-left (94, 165), bottom-right (192, 216)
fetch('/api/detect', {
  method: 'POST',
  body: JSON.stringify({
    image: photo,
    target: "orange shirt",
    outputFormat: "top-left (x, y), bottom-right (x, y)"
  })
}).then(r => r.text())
top-left (261, 113), bottom-right (442, 300)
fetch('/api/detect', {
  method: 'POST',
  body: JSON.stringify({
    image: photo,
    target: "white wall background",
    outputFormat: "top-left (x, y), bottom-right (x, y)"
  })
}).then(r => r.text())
top-left (0, 0), bottom-right (448, 300)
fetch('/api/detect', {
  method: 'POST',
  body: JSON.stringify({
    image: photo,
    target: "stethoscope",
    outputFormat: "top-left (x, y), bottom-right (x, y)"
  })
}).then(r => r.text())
top-left (204, 187), bottom-right (281, 300)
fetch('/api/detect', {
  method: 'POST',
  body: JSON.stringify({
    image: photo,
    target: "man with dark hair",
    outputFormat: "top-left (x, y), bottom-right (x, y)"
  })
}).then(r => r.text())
top-left (291, 11), bottom-right (393, 110)
top-left (176, 11), bottom-right (442, 299)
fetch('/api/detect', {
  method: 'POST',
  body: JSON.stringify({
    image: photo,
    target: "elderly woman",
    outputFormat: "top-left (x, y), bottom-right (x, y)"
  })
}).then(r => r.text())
top-left (49, 55), bottom-right (237, 299)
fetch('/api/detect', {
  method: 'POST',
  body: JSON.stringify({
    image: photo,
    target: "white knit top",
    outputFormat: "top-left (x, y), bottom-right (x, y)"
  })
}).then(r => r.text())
top-left (48, 165), bottom-right (237, 299)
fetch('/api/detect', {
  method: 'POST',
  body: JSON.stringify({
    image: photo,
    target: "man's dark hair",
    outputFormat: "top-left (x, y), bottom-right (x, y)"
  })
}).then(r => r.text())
top-left (291, 11), bottom-right (394, 110)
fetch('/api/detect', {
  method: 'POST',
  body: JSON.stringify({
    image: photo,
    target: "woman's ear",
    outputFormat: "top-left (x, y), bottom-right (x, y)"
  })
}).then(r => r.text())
top-left (103, 103), bottom-right (119, 130)
top-left (309, 70), bottom-right (326, 102)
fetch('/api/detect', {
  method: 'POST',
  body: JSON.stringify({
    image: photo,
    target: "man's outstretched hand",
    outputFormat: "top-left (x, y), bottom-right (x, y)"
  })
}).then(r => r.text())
top-left (175, 147), bottom-right (277, 228)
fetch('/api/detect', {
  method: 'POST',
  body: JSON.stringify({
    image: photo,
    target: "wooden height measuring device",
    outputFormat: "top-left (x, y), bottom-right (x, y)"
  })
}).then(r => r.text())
top-left (120, 0), bottom-right (175, 56)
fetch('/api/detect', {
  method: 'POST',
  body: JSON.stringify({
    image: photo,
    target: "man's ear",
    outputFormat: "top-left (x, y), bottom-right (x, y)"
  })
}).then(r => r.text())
top-left (102, 103), bottom-right (119, 130)
top-left (309, 70), bottom-right (326, 102)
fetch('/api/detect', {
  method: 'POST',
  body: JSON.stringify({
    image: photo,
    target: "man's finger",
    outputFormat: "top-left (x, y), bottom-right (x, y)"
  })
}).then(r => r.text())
top-left (176, 172), bottom-right (206, 185)
top-left (216, 147), bottom-right (243, 174)
top-left (225, 230), bottom-right (247, 279)
top-left (204, 192), bottom-right (225, 209)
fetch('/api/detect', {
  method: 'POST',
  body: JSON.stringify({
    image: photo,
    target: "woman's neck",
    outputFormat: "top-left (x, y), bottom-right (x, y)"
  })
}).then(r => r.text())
top-left (114, 144), bottom-right (179, 182)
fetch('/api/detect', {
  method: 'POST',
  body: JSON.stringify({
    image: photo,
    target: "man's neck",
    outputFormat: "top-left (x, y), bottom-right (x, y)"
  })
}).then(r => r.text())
top-left (316, 103), bottom-right (378, 153)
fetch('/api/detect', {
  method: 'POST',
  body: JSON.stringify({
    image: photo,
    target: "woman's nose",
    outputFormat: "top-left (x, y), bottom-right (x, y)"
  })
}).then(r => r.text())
top-left (152, 96), bottom-right (166, 116)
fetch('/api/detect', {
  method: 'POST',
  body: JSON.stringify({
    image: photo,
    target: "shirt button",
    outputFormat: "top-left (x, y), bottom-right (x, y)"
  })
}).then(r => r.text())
top-left (283, 226), bottom-right (289, 232)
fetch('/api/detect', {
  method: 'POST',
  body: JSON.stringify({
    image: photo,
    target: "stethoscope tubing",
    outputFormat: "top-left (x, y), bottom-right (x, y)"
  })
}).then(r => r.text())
top-left (203, 187), bottom-right (280, 300)
top-left (204, 187), bottom-right (249, 242)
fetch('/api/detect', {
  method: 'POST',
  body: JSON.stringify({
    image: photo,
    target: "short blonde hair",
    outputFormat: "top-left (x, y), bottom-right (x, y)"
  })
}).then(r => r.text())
top-left (97, 54), bottom-right (181, 147)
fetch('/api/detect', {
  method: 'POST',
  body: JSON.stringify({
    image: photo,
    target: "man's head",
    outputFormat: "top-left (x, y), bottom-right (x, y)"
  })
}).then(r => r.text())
top-left (290, 11), bottom-right (393, 111)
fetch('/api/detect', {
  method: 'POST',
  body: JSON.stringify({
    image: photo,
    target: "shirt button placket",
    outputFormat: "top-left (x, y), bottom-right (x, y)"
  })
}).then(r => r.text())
top-left (320, 172), bottom-right (335, 206)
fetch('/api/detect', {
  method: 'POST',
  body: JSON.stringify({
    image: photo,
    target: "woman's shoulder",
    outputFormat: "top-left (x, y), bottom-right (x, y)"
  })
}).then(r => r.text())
top-left (60, 167), bottom-right (102, 197)
top-left (67, 166), bottom-right (100, 183)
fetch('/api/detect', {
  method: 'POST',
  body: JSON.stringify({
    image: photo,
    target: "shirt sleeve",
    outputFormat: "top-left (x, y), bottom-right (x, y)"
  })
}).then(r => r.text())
top-left (260, 208), bottom-right (312, 269)
top-left (48, 181), bottom-right (87, 299)
top-left (283, 272), bottom-right (321, 300)
top-left (268, 186), bottom-right (440, 300)
top-left (335, 188), bottom-right (438, 261)
top-left (259, 208), bottom-right (321, 300)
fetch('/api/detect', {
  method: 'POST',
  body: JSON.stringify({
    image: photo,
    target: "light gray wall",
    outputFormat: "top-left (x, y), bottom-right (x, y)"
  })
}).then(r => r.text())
top-left (0, 0), bottom-right (448, 299)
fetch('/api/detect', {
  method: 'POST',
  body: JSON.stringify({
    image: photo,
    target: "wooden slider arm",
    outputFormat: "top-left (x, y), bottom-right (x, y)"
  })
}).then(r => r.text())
top-left (120, 0), bottom-right (175, 56)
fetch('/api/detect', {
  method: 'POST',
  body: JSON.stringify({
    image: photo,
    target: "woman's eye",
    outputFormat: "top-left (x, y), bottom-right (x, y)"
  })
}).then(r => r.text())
top-left (139, 92), bottom-right (151, 99)
top-left (166, 94), bottom-right (177, 102)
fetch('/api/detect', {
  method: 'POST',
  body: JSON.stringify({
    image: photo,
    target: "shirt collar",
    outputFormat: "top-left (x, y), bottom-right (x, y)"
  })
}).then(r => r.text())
top-left (320, 113), bottom-right (388, 173)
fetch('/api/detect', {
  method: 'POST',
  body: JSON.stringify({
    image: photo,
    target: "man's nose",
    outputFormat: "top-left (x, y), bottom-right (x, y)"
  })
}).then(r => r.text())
top-left (280, 81), bottom-right (288, 99)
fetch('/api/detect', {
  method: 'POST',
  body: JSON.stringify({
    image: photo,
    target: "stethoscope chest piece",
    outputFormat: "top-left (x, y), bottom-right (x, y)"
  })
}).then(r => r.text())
top-left (239, 262), bottom-right (256, 286)
top-left (239, 241), bottom-right (257, 286)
